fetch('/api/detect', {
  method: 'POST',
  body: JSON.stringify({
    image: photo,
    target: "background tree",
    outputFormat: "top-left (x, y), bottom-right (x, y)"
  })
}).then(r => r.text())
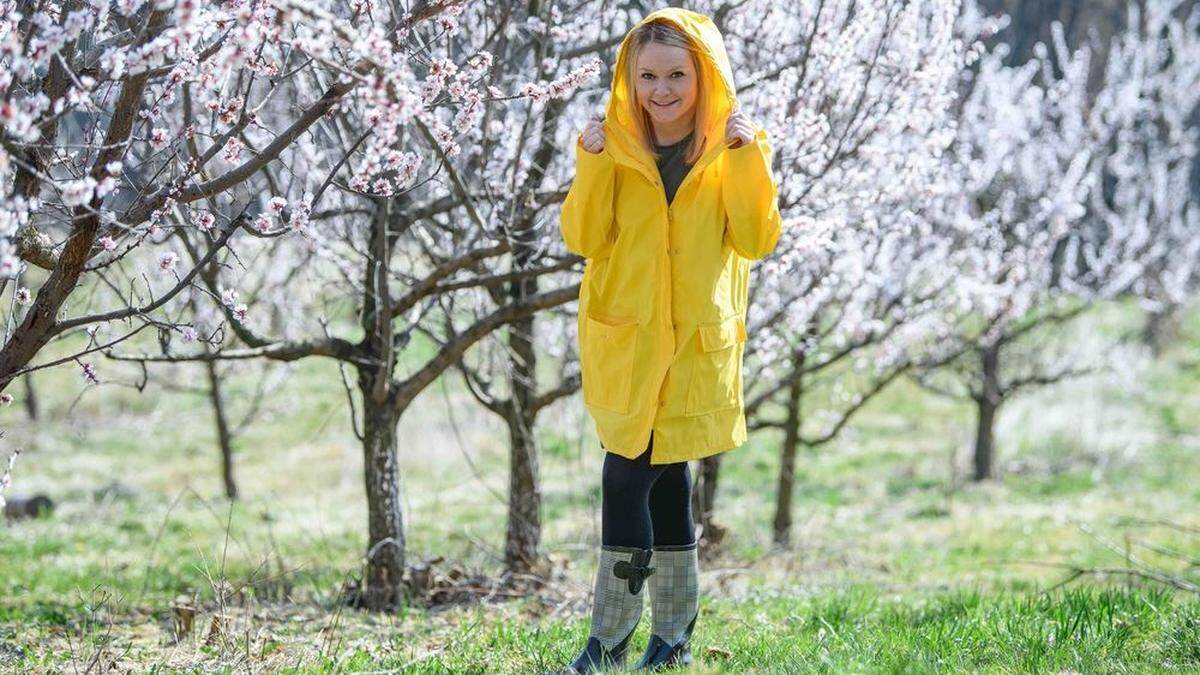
top-left (107, 1), bottom-right (616, 609)
top-left (914, 0), bottom-right (1199, 481)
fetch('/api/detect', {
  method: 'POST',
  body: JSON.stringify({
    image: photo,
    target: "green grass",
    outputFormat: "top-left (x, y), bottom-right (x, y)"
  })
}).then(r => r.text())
top-left (1, 299), bottom-right (1199, 672)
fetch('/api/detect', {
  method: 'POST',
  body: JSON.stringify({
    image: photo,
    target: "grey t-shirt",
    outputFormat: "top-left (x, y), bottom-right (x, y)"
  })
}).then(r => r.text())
top-left (654, 131), bottom-right (695, 206)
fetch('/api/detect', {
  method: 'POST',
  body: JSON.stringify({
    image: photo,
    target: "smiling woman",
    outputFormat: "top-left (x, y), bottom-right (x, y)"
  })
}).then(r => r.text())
top-left (553, 6), bottom-right (784, 675)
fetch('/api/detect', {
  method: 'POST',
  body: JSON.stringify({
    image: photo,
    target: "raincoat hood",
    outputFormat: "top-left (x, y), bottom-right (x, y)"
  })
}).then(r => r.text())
top-left (603, 8), bottom-right (739, 173)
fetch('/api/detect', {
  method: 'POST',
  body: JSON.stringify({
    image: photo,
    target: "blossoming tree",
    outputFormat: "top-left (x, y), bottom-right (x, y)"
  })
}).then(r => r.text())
top-left (912, 0), bottom-right (1200, 481)
top-left (1, 0), bottom-right (598, 609)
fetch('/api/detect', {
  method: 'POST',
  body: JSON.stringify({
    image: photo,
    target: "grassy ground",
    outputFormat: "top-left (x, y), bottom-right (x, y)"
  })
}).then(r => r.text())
top-left (1, 300), bottom-right (1199, 672)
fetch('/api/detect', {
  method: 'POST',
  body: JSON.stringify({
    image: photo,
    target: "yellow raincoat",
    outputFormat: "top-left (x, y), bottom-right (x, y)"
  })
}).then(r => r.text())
top-left (560, 8), bottom-right (783, 464)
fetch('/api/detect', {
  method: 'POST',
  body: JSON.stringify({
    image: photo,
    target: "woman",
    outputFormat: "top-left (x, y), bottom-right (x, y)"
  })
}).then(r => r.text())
top-left (553, 7), bottom-right (782, 674)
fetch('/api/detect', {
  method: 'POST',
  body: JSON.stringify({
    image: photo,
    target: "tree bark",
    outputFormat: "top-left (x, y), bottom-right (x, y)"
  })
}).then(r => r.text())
top-left (501, 216), bottom-right (543, 575)
top-left (353, 200), bottom-right (407, 610)
top-left (503, 404), bottom-right (542, 576)
top-left (497, 57), bottom-right (559, 577)
top-left (972, 342), bottom-right (1002, 481)
top-left (1141, 305), bottom-right (1180, 357)
top-left (359, 388), bottom-right (407, 609)
top-left (205, 360), bottom-right (238, 500)
top-left (772, 368), bottom-right (803, 546)
top-left (692, 455), bottom-right (724, 551)
top-left (22, 374), bottom-right (38, 421)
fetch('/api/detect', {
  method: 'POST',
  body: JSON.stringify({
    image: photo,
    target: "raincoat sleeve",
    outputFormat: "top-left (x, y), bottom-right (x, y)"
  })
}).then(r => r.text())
top-left (721, 126), bottom-right (783, 260)
top-left (560, 133), bottom-right (618, 260)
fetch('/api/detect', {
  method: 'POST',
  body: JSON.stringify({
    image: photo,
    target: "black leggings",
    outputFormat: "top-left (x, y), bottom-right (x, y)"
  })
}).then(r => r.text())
top-left (601, 431), bottom-right (696, 548)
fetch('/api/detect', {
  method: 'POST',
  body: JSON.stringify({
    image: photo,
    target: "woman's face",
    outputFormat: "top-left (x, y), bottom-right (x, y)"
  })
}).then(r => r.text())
top-left (633, 41), bottom-right (698, 130)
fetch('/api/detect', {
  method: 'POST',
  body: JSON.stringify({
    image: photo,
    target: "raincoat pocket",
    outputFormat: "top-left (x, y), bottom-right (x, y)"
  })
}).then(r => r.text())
top-left (582, 313), bottom-right (640, 414)
top-left (685, 315), bottom-right (747, 416)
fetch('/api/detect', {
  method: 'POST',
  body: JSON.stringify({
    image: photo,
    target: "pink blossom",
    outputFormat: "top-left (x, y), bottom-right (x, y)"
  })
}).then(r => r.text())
top-left (14, 287), bottom-right (31, 305)
top-left (158, 251), bottom-right (179, 273)
top-left (99, 235), bottom-right (117, 251)
top-left (269, 196), bottom-right (287, 213)
top-left (519, 82), bottom-right (547, 103)
top-left (116, 0), bottom-right (143, 17)
top-left (0, 393), bottom-right (12, 406)
top-left (254, 213), bottom-right (272, 233)
top-left (288, 197), bottom-right (311, 232)
top-left (95, 176), bottom-right (117, 198)
top-left (61, 178), bottom-right (96, 207)
top-left (79, 361), bottom-right (100, 385)
top-left (437, 16), bottom-right (459, 35)
top-left (421, 79), bottom-right (443, 104)
top-left (1, 242), bottom-right (24, 279)
top-left (429, 57), bottom-right (458, 80)
top-left (525, 16), bottom-right (546, 34)
top-left (219, 97), bottom-right (244, 125)
top-left (195, 211), bottom-right (216, 231)
top-left (222, 137), bottom-right (244, 162)
top-left (0, 448), bottom-right (20, 510)
top-left (447, 80), bottom-right (468, 101)
top-left (149, 127), bottom-right (169, 149)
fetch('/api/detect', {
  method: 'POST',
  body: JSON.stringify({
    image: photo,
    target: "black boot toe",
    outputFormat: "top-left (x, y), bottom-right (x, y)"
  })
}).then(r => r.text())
top-left (547, 624), bottom-right (636, 674)
top-left (632, 610), bottom-right (698, 671)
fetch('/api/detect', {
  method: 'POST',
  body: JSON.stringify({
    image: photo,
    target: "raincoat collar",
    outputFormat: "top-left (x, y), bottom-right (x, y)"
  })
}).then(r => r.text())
top-left (603, 8), bottom-right (739, 183)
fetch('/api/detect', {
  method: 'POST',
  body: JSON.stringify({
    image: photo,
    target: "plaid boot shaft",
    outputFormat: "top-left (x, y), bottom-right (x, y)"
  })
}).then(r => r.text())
top-left (648, 542), bottom-right (699, 645)
top-left (588, 545), bottom-right (655, 652)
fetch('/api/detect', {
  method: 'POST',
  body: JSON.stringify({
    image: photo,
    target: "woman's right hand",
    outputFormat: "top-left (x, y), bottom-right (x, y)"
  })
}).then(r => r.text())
top-left (580, 115), bottom-right (606, 154)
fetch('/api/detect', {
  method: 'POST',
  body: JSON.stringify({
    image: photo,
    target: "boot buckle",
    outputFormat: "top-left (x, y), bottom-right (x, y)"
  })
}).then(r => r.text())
top-left (612, 549), bottom-right (655, 594)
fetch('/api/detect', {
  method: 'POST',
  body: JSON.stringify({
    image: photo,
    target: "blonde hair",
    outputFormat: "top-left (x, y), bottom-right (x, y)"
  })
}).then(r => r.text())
top-left (623, 19), bottom-right (710, 165)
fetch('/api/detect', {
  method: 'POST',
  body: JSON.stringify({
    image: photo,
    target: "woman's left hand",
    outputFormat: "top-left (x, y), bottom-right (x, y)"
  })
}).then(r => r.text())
top-left (725, 111), bottom-right (757, 149)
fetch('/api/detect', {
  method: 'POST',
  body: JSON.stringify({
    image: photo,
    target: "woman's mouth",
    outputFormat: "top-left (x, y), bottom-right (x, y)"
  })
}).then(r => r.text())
top-left (652, 99), bottom-right (679, 109)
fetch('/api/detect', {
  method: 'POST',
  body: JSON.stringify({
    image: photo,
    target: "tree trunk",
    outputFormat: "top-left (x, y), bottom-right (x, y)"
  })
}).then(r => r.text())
top-left (355, 200), bottom-right (406, 610)
top-left (691, 454), bottom-right (723, 550)
top-left (503, 404), bottom-right (542, 576)
top-left (1141, 304), bottom-right (1180, 357)
top-left (360, 392), bottom-right (407, 609)
top-left (22, 374), bottom-right (38, 421)
top-left (772, 369), bottom-right (803, 546)
top-left (972, 342), bottom-right (1002, 481)
top-left (502, 106), bottom-right (547, 575)
top-left (205, 360), bottom-right (237, 500)
top-left (500, 304), bottom-right (544, 576)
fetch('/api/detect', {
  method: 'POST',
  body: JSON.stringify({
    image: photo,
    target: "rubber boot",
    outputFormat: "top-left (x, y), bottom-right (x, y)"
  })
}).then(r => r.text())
top-left (547, 545), bottom-right (656, 674)
top-left (633, 542), bottom-right (699, 670)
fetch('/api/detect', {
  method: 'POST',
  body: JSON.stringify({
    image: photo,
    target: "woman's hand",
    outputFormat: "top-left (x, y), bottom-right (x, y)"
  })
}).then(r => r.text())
top-left (725, 110), bottom-right (756, 149)
top-left (581, 115), bottom-right (606, 154)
